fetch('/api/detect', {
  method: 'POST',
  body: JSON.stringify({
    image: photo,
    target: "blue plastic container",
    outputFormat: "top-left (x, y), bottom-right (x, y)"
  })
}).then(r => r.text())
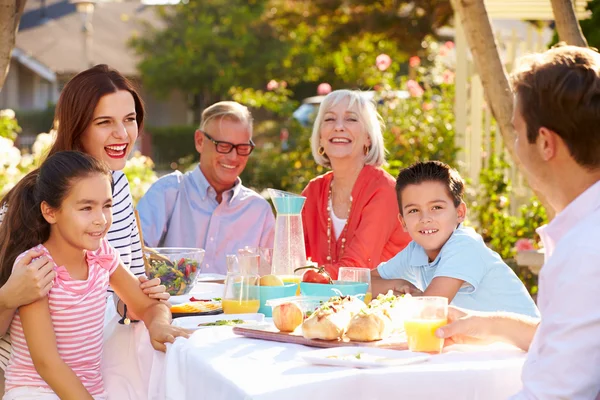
top-left (299, 281), bottom-right (368, 298)
top-left (258, 283), bottom-right (299, 317)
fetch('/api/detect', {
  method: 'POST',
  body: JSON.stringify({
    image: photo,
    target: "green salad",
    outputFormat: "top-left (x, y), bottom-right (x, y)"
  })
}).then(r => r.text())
top-left (147, 257), bottom-right (199, 296)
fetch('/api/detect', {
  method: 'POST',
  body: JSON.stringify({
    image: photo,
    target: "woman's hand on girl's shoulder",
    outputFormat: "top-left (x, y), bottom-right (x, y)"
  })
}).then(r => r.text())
top-left (1, 249), bottom-right (56, 309)
top-left (147, 322), bottom-right (192, 352)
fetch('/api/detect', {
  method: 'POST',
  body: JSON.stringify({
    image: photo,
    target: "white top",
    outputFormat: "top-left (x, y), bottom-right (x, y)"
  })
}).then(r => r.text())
top-left (328, 196), bottom-right (347, 240)
top-left (511, 180), bottom-right (600, 399)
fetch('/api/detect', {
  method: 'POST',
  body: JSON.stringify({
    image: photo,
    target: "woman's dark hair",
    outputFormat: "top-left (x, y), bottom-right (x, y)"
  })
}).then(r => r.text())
top-left (48, 64), bottom-right (145, 157)
top-left (395, 161), bottom-right (465, 214)
top-left (0, 151), bottom-right (112, 286)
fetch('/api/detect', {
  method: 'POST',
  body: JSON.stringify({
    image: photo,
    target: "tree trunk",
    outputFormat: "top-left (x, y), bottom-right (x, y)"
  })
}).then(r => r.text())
top-left (0, 0), bottom-right (26, 91)
top-left (551, 0), bottom-right (588, 46)
top-left (451, 0), bottom-right (556, 219)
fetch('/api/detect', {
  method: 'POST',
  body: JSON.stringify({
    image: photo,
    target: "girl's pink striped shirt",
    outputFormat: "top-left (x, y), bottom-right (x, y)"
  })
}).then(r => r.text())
top-left (5, 239), bottom-right (119, 396)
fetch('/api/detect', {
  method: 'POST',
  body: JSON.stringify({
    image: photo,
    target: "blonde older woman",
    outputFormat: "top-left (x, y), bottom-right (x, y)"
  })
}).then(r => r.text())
top-left (301, 90), bottom-right (411, 280)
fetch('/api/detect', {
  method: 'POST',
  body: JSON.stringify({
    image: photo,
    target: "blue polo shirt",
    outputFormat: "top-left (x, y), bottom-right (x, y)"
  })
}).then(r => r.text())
top-left (377, 225), bottom-right (540, 317)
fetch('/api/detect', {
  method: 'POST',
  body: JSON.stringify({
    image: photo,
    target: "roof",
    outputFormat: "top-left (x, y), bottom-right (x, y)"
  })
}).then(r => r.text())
top-left (15, 0), bottom-right (166, 76)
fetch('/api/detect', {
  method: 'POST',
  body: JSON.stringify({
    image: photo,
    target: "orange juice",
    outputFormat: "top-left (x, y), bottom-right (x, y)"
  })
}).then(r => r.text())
top-left (222, 299), bottom-right (260, 314)
top-left (364, 292), bottom-right (372, 304)
top-left (279, 275), bottom-right (302, 295)
top-left (404, 318), bottom-right (447, 353)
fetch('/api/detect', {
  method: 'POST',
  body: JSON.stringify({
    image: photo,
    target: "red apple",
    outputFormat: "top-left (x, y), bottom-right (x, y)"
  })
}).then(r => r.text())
top-left (273, 302), bottom-right (304, 332)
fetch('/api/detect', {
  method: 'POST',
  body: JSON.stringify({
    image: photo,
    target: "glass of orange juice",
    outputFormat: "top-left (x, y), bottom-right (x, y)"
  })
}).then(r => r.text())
top-left (222, 258), bottom-right (260, 314)
top-left (338, 267), bottom-right (372, 304)
top-left (404, 296), bottom-right (448, 354)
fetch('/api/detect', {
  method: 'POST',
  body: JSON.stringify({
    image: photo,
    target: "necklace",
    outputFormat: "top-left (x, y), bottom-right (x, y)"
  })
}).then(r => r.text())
top-left (326, 182), bottom-right (353, 262)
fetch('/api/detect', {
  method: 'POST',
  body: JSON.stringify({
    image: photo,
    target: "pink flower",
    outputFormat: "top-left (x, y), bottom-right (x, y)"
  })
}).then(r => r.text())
top-left (442, 70), bottom-right (455, 84)
top-left (515, 239), bottom-right (536, 252)
top-left (266, 80), bottom-right (279, 91)
top-left (445, 41), bottom-right (455, 50)
top-left (317, 83), bottom-right (332, 95)
top-left (280, 80), bottom-right (288, 88)
top-left (406, 79), bottom-right (424, 97)
top-left (409, 56), bottom-right (421, 68)
top-left (422, 102), bottom-right (434, 111)
top-left (376, 53), bottom-right (392, 71)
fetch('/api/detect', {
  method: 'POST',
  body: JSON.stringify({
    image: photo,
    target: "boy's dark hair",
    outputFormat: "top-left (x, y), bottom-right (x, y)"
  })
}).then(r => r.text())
top-left (0, 151), bottom-right (112, 286)
top-left (511, 45), bottom-right (600, 169)
top-left (395, 161), bottom-right (465, 214)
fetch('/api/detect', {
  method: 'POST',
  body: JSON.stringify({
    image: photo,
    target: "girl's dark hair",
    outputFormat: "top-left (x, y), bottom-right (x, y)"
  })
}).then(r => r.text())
top-left (0, 151), bottom-right (112, 286)
top-left (395, 161), bottom-right (465, 214)
top-left (48, 64), bottom-right (145, 157)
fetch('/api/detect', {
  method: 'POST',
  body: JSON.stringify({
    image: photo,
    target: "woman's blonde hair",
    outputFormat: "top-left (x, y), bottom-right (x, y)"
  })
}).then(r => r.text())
top-left (310, 90), bottom-right (386, 168)
top-left (200, 101), bottom-right (253, 136)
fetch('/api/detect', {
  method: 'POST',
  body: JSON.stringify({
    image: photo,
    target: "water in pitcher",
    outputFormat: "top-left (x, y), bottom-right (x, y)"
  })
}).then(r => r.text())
top-left (267, 189), bottom-right (307, 282)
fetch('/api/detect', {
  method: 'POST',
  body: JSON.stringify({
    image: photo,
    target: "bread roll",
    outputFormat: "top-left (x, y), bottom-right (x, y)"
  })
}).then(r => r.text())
top-left (302, 296), bottom-right (365, 340)
top-left (346, 310), bottom-right (392, 342)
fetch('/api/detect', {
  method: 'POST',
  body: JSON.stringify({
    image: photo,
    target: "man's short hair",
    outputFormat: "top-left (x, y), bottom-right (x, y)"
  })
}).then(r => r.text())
top-left (200, 101), bottom-right (253, 136)
top-left (511, 45), bottom-right (600, 169)
top-left (395, 161), bottom-right (465, 214)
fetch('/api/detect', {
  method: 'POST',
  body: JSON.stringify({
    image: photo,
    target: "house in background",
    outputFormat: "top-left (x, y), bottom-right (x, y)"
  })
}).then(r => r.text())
top-left (0, 0), bottom-right (191, 150)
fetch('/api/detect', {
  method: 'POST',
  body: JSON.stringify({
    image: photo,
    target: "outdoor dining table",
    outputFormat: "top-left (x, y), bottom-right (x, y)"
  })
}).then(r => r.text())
top-left (148, 322), bottom-right (527, 400)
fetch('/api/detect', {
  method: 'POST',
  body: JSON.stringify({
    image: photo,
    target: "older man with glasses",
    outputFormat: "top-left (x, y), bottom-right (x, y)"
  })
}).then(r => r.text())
top-left (137, 101), bottom-right (275, 275)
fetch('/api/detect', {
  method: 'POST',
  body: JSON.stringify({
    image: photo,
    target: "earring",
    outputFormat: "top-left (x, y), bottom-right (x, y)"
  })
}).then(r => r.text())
top-left (318, 146), bottom-right (326, 156)
top-left (364, 145), bottom-right (369, 156)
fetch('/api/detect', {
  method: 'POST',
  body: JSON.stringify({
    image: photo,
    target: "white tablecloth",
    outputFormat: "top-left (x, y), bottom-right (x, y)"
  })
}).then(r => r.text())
top-left (150, 327), bottom-right (526, 400)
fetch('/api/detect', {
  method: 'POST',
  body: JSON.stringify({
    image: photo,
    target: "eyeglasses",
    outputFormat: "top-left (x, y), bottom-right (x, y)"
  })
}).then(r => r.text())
top-left (201, 131), bottom-right (255, 156)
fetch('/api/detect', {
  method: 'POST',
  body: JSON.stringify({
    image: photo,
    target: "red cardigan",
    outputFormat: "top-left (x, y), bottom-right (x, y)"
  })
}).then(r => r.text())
top-left (301, 165), bottom-right (412, 279)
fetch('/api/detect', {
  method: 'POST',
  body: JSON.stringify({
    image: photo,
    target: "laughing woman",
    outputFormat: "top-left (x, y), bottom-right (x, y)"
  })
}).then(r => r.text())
top-left (0, 65), bottom-right (168, 391)
top-left (301, 90), bottom-right (412, 280)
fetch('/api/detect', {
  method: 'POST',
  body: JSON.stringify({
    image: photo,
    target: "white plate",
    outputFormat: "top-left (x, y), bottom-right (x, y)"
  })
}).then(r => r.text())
top-left (172, 313), bottom-right (265, 330)
top-left (300, 347), bottom-right (431, 369)
top-left (196, 273), bottom-right (227, 282)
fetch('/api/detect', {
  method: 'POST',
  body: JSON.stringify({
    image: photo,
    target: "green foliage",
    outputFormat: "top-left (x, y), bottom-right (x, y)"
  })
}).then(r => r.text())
top-left (123, 152), bottom-right (158, 205)
top-left (0, 110), bottom-right (21, 141)
top-left (470, 150), bottom-right (548, 295)
top-left (14, 106), bottom-right (55, 136)
top-left (130, 0), bottom-right (287, 107)
top-left (146, 125), bottom-right (197, 170)
top-left (381, 82), bottom-right (458, 178)
top-left (581, 0), bottom-right (600, 49)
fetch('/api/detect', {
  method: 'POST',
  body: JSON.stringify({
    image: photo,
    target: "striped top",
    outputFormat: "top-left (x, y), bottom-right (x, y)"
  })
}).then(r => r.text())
top-left (0, 170), bottom-right (145, 370)
top-left (5, 239), bottom-right (119, 396)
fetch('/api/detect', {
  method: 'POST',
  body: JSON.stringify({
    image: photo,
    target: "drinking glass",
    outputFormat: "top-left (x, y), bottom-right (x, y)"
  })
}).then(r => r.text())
top-left (403, 296), bottom-right (448, 354)
top-left (338, 267), bottom-right (372, 303)
top-left (222, 269), bottom-right (260, 315)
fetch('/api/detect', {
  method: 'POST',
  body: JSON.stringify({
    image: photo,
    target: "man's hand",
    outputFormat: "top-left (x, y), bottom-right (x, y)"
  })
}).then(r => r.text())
top-left (125, 276), bottom-right (170, 320)
top-left (0, 249), bottom-right (55, 309)
top-left (147, 321), bottom-right (192, 352)
top-left (434, 306), bottom-right (497, 347)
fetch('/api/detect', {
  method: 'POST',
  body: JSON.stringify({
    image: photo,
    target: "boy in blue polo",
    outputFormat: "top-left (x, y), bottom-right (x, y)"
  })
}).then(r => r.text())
top-left (375, 161), bottom-right (539, 317)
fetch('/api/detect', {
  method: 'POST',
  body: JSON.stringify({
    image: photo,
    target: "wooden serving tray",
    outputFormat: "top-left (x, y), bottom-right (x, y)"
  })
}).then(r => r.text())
top-left (233, 324), bottom-right (408, 350)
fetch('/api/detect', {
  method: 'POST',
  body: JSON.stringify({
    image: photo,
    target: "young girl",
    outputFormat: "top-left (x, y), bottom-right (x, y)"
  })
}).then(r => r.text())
top-left (0, 151), bottom-right (188, 399)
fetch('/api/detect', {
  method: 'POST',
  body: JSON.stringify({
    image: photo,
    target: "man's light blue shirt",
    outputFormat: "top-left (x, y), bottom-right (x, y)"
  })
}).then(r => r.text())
top-left (378, 225), bottom-right (540, 317)
top-left (137, 165), bottom-right (275, 275)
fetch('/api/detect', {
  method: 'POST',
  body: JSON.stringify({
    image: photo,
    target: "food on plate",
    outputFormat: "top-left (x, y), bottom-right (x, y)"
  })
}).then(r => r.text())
top-left (345, 309), bottom-right (392, 342)
top-left (294, 265), bottom-right (333, 284)
top-left (259, 274), bottom-right (285, 287)
top-left (170, 301), bottom-right (222, 314)
top-left (326, 352), bottom-right (392, 362)
top-left (147, 255), bottom-right (200, 296)
top-left (198, 319), bottom-right (245, 327)
top-left (302, 296), bottom-right (365, 340)
top-left (273, 302), bottom-right (304, 332)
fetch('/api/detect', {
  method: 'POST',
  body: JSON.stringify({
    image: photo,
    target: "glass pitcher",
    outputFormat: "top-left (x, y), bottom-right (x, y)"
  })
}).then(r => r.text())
top-left (267, 188), bottom-right (307, 289)
top-left (222, 254), bottom-right (260, 314)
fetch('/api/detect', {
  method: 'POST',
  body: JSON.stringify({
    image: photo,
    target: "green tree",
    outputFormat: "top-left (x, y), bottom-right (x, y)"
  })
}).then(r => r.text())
top-left (130, 0), bottom-right (288, 115)
top-left (581, 0), bottom-right (600, 49)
